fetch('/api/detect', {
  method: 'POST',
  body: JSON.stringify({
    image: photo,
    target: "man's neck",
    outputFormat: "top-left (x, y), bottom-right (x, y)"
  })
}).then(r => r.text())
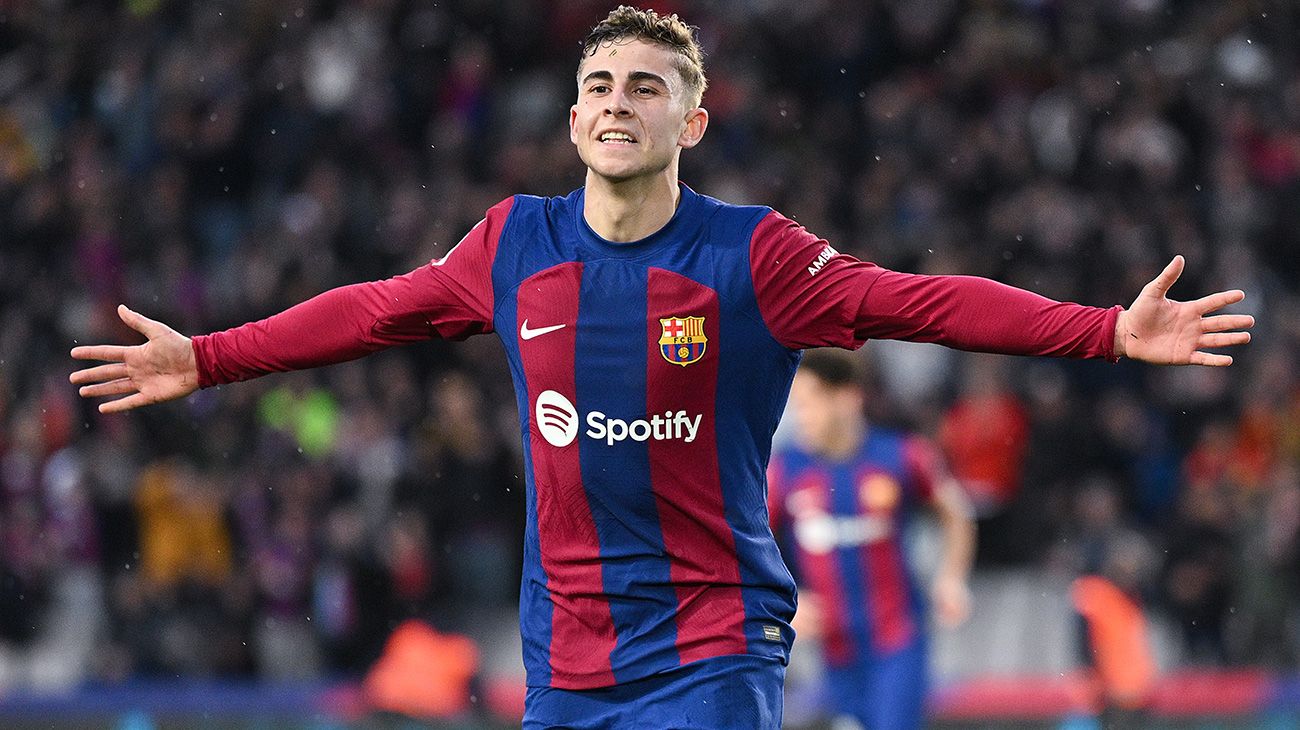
top-left (818, 419), bottom-right (867, 462)
top-left (583, 168), bottom-right (681, 243)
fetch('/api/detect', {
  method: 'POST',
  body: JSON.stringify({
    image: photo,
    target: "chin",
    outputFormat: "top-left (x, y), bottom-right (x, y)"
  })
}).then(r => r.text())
top-left (591, 164), bottom-right (648, 184)
top-left (592, 158), bottom-right (673, 185)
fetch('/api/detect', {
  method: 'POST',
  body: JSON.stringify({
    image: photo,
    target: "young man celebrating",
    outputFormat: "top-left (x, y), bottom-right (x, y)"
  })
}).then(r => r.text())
top-left (71, 6), bottom-right (1252, 728)
top-left (771, 350), bottom-right (974, 729)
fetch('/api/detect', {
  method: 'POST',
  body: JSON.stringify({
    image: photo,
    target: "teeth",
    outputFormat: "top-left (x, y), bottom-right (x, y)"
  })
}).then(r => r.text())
top-left (600, 132), bottom-right (634, 143)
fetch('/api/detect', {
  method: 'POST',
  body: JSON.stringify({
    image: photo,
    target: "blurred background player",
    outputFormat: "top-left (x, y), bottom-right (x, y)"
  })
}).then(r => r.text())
top-left (770, 349), bottom-right (975, 730)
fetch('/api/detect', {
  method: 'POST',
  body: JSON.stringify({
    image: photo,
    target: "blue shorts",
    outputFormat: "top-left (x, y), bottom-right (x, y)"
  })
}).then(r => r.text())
top-left (825, 639), bottom-right (928, 730)
top-left (523, 654), bottom-right (785, 729)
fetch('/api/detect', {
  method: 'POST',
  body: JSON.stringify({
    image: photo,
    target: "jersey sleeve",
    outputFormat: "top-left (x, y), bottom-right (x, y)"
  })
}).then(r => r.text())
top-left (751, 209), bottom-right (1120, 359)
top-left (901, 435), bottom-right (945, 506)
top-left (750, 211), bottom-right (885, 350)
top-left (855, 270), bottom-right (1121, 360)
top-left (193, 197), bottom-right (513, 387)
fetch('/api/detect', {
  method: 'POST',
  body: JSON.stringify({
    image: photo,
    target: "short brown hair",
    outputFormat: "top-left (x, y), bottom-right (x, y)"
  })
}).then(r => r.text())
top-left (580, 5), bottom-right (707, 108)
top-left (799, 349), bottom-right (868, 389)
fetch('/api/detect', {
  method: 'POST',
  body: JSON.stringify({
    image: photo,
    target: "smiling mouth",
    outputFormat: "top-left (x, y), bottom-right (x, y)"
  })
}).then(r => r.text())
top-left (599, 132), bottom-right (637, 144)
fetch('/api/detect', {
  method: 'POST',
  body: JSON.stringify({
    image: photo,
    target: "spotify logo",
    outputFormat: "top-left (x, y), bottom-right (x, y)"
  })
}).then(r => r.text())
top-left (535, 390), bottom-right (579, 447)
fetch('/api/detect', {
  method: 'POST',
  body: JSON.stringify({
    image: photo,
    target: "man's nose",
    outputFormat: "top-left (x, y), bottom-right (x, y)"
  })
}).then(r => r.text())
top-left (604, 90), bottom-right (633, 117)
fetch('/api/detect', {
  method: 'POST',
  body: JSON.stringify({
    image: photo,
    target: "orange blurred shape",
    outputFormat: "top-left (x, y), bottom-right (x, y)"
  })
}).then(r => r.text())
top-left (363, 619), bottom-right (480, 719)
top-left (135, 459), bottom-right (232, 587)
top-left (1071, 575), bottom-right (1157, 710)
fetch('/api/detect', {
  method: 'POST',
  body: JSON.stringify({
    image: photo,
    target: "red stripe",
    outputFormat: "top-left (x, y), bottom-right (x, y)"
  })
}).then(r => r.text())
top-left (645, 269), bottom-right (746, 662)
top-left (518, 262), bottom-right (616, 689)
top-left (857, 467), bottom-right (915, 653)
top-left (902, 436), bottom-right (941, 504)
top-left (789, 473), bottom-right (856, 665)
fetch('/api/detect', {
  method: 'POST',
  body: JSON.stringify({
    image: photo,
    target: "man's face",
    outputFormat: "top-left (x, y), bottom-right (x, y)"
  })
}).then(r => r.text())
top-left (788, 372), bottom-right (864, 454)
top-left (570, 38), bottom-right (706, 183)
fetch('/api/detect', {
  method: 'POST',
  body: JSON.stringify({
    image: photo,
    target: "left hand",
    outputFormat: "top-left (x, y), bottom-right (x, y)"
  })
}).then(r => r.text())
top-left (1115, 256), bottom-right (1254, 366)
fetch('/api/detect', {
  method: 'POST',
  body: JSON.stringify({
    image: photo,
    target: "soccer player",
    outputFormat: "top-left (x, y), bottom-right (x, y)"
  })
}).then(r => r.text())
top-left (770, 349), bottom-right (974, 730)
top-left (70, 6), bottom-right (1253, 728)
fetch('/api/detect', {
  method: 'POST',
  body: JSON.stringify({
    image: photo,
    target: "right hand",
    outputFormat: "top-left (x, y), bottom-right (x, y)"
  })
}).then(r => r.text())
top-left (70, 305), bottom-right (199, 413)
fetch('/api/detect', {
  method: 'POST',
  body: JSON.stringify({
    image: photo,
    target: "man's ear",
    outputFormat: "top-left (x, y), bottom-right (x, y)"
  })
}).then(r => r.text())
top-left (569, 105), bottom-right (579, 144)
top-left (678, 107), bottom-right (709, 149)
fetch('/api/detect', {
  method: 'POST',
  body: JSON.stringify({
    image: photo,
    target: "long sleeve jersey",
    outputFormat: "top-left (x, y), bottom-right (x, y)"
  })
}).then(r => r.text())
top-left (193, 184), bottom-right (1119, 689)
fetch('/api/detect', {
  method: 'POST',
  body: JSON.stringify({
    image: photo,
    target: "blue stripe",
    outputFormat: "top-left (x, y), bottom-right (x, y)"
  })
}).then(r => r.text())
top-left (874, 432), bottom-right (929, 625)
top-left (574, 261), bottom-right (680, 681)
top-left (712, 205), bottom-right (801, 659)
top-left (853, 433), bottom-right (926, 656)
top-left (492, 194), bottom-right (570, 687)
top-left (832, 461), bottom-right (870, 658)
top-left (493, 266), bottom-right (553, 687)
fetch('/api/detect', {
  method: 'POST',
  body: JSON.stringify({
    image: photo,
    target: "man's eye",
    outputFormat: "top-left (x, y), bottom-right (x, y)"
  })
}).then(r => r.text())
top-left (590, 85), bottom-right (610, 94)
top-left (635, 87), bottom-right (656, 95)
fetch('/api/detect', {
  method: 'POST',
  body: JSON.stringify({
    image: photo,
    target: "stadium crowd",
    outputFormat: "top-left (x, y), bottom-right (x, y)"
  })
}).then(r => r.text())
top-left (0, 0), bottom-right (1297, 689)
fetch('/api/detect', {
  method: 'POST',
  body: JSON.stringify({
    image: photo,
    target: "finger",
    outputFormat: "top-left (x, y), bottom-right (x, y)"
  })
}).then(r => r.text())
top-left (117, 304), bottom-right (168, 339)
top-left (78, 378), bottom-right (138, 399)
top-left (98, 392), bottom-right (153, 414)
top-left (70, 345), bottom-right (130, 362)
top-left (1199, 332), bottom-right (1251, 349)
top-left (1143, 255), bottom-right (1185, 298)
top-left (1201, 314), bottom-right (1255, 333)
top-left (1189, 351), bottom-right (1233, 367)
top-left (1192, 290), bottom-right (1246, 314)
top-left (69, 362), bottom-right (129, 386)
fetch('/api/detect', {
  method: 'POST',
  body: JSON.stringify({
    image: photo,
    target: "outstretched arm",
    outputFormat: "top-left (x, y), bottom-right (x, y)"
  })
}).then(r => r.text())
top-left (929, 478), bottom-right (975, 628)
top-left (750, 211), bottom-right (1255, 362)
top-left (71, 205), bottom-right (511, 416)
top-left (70, 305), bottom-right (199, 414)
top-left (1114, 256), bottom-right (1253, 366)
top-left (70, 199), bottom-right (508, 414)
top-left (71, 268), bottom-right (488, 413)
top-left (851, 256), bottom-right (1253, 364)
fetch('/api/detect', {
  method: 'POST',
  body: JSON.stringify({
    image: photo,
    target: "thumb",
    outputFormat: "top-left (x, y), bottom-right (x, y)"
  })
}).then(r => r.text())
top-left (117, 304), bottom-right (166, 339)
top-left (1143, 255), bottom-right (1185, 299)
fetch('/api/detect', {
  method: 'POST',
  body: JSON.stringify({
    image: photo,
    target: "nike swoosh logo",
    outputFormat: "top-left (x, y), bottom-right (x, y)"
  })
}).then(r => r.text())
top-left (520, 320), bottom-right (567, 340)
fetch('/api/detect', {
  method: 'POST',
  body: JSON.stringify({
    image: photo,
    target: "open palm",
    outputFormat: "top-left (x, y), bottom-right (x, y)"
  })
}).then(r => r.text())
top-left (69, 305), bottom-right (199, 413)
top-left (1116, 256), bottom-right (1254, 366)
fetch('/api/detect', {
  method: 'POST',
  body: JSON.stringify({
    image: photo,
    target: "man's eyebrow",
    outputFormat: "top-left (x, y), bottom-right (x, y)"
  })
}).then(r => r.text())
top-left (627, 71), bottom-right (668, 87)
top-left (579, 70), bottom-right (670, 87)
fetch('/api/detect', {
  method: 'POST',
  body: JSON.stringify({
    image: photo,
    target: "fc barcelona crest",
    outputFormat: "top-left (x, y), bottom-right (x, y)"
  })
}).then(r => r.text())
top-left (658, 316), bottom-right (708, 366)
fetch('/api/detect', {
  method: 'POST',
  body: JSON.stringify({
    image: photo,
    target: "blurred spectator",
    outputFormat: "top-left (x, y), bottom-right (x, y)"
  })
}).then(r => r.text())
top-left (134, 457), bottom-right (231, 589)
top-left (939, 355), bottom-right (1030, 519)
top-left (1162, 462), bottom-right (1237, 664)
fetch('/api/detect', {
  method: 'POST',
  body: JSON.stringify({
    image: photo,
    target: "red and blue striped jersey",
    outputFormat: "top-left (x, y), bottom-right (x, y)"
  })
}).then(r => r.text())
top-left (769, 431), bottom-right (942, 665)
top-left (193, 184), bottom-right (1120, 689)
